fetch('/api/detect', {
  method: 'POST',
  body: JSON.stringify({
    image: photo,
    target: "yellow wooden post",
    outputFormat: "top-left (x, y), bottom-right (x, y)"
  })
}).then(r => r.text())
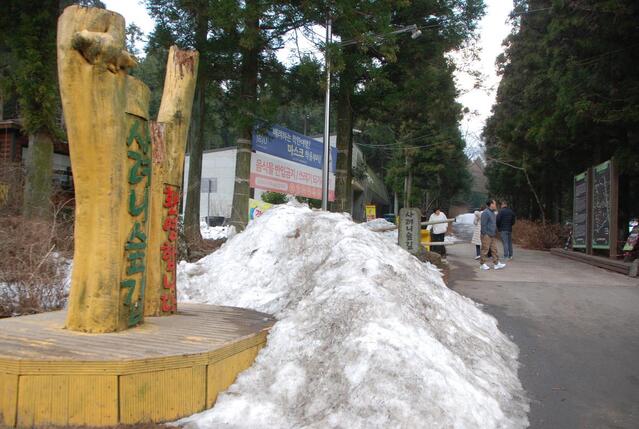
top-left (145, 47), bottom-right (199, 316)
top-left (58, 5), bottom-right (151, 332)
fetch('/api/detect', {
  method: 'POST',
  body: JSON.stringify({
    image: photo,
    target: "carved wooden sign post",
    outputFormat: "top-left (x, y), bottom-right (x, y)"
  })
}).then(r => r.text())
top-left (146, 49), bottom-right (198, 317)
top-left (58, 6), bottom-right (197, 332)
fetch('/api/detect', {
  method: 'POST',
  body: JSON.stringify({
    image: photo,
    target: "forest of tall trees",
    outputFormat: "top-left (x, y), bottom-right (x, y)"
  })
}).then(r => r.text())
top-left (484, 0), bottom-right (639, 224)
top-left (1, 0), bottom-right (485, 234)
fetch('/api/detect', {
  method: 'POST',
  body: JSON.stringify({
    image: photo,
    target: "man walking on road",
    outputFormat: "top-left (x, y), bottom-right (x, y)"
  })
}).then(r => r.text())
top-left (480, 199), bottom-right (506, 270)
top-left (497, 200), bottom-right (516, 260)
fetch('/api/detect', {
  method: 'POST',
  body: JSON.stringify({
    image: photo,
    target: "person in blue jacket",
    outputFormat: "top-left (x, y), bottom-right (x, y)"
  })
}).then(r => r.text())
top-left (496, 200), bottom-right (516, 260)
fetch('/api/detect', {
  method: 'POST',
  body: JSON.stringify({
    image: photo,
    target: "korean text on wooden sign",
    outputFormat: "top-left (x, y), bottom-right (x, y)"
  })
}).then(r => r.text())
top-left (160, 184), bottom-right (180, 313)
top-left (399, 208), bottom-right (422, 254)
top-left (121, 118), bottom-right (151, 327)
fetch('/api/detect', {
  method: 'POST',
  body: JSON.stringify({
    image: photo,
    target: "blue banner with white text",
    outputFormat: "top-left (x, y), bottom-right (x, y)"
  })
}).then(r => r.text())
top-left (252, 125), bottom-right (337, 172)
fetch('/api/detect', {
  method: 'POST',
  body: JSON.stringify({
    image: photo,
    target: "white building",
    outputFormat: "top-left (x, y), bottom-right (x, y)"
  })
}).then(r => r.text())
top-left (184, 147), bottom-right (237, 220)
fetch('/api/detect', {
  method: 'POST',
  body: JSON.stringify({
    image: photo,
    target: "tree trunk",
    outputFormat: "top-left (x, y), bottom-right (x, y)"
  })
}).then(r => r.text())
top-left (183, 13), bottom-right (208, 243)
top-left (58, 5), bottom-right (149, 332)
top-left (146, 47), bottom-right (198, 317)
top-left (230, 2), bottom-right (259, 231)
top-left (332, 63), bottom-right (355, 214)
top-left (22, 131), bottom-right (53, 218)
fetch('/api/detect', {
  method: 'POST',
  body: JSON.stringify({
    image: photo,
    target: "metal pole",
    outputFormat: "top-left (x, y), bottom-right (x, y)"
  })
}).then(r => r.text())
top-left (321, 16), bottom-right (332, 211)
top-left (207, 179), bottom-right (211, 223)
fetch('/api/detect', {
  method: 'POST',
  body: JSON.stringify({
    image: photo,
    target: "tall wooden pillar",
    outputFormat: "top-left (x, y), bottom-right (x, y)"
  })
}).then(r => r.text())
top-left (58, 6), bottom-right (151, 332)
top-left (145, 47), bottom-right (198, 316)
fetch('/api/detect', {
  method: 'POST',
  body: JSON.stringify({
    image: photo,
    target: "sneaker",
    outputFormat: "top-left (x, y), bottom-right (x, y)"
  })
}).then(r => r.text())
top-left (480, 263), bottom-right (490, 270)
top-left (474, 255), bottom-right (481, 260)
top-left (494, 262), bottom-right (506, 270)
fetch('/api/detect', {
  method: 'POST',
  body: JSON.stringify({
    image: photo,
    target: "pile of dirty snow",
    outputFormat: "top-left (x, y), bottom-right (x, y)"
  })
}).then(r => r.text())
top-left (361, 218), bottom-right (398, 243)
top-left (177, 203), bottom-right (528, 428)
top-left (456, 212), bottom-right (476, 225)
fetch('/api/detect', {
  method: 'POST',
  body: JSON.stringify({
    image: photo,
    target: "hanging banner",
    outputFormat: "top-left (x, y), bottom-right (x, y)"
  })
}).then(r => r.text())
top-left (592, 160), bottom-right (611, 249)
top-left (252, 125), bottom-right (337, 172)
top-left (250, 151), bottom-right (335, 201)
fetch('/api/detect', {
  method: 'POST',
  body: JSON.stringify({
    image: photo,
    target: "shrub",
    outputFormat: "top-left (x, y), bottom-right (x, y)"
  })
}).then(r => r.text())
top-left (0, 206), bottom-right (73, 317)
top-left (261, 191), bottom-right (288, 205)
top-left (511, 219), bottom-right (563, 250)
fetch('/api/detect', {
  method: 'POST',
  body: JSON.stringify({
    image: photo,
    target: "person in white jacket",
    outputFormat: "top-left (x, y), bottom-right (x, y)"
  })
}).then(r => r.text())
top-left (471, 209), bottom-right (482, 259)
top-left (427, 208), bottom-right (448, 258)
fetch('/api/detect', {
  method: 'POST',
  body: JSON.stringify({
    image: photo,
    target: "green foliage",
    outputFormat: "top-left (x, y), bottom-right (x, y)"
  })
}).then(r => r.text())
top-left (0, 1), bottom-right (62, 137)
top-left (125, 23), bottom-right (145, 60)
top-left (354, 0), bottom-right (484, 211)
top-left (140, 0), bottom-right (483, 217)
top-left (484, 0), bottom-right (639, 222)
top-left (295, 196), bottom-right (322, 209)
top-left (261, 191), bottom-right (287, 205)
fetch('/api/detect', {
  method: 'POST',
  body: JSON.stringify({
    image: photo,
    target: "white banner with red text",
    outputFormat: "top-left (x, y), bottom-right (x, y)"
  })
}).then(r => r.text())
top-left (250, 151), bottom-right (335, 201)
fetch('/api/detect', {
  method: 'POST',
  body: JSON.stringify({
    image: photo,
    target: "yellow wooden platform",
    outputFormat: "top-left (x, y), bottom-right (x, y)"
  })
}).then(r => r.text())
top-left (0, 304), bottom-right (274, 427)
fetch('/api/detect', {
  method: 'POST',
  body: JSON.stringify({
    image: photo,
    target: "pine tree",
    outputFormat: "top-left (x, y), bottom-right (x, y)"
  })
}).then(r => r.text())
top-left (0, 0), bottom-right (64, 218)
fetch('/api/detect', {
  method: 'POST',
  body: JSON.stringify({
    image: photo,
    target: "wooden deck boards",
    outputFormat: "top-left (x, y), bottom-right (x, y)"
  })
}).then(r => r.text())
top-left (0, 304), bottom-right (274, 361)
top-left (0, 304), bottom-right (275, 427)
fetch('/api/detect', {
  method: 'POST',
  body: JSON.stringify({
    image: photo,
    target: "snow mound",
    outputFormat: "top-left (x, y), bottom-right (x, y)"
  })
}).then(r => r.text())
top-left (200, 222), bottom-right (236, 240)
top-left (361, 218), bottom-right (398, 243)
top-left (178, 203), bottom-right (528, 428)
top-left (361, 217), bottom-right (395, 231)
top-left (456, 213), bottom-right (476, 225)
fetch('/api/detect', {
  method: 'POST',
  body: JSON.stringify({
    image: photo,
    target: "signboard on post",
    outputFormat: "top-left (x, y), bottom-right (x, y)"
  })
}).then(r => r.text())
top-left (365, 204), bottom-right (376, 221)
top-left (592, 160), bottom-right (612, 249)
top-left (572, 171), bottom-right (588, 248)
top-left (250, 151), bottom-right (335, 201)
top-left (248, 198), bottom-right (273, 221)
top-left (253, 125), bottom-right (337, 172)
top-left (399, 208), bottom-right (421, 254)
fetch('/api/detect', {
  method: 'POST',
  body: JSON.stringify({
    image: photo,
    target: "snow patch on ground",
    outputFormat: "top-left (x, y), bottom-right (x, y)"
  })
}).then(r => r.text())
top-left (200, 222), bottom-right (236, 240)
top-left (177, 203), bottom-right (529, 428)
top-left (1, 253), bottom-right (72, 316)
top-left (445, 233), bottom-right (464, 244)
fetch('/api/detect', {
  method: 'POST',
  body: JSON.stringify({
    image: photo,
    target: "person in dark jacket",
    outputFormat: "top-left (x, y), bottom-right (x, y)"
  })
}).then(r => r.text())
top-left (496, 200), bottom-right (516, 260)
top-left (480, 199), bottom-right (506, 270)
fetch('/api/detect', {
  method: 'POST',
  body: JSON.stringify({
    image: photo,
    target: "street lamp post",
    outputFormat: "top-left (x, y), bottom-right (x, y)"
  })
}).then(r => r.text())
top-left (320, 23), bottom-right (421, 211)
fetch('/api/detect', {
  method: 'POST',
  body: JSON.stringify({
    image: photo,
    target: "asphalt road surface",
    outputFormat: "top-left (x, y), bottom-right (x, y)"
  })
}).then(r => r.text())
top-left (448, 225), bottom-right (639, 429)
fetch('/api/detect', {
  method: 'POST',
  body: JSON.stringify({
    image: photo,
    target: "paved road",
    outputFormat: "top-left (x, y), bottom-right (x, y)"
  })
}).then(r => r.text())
top-left (447, 230), bottom-right (639, 429)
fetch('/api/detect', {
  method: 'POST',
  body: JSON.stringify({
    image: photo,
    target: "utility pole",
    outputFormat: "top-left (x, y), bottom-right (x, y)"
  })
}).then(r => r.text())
top-left (321, 15), bottom-right (332, 210)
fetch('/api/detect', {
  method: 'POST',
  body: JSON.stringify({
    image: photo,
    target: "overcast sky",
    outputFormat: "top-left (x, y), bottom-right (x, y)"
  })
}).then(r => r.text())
top-left (103, 0), bottom-right (513, 157)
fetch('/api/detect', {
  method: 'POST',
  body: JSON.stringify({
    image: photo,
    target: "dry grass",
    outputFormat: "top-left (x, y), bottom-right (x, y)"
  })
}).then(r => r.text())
top-left (185, 236), bottom-right (225, 262)
top-left (0, 204), bottom-right (74, 318)
top-left (511, 219), bottom-right (564, 250)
